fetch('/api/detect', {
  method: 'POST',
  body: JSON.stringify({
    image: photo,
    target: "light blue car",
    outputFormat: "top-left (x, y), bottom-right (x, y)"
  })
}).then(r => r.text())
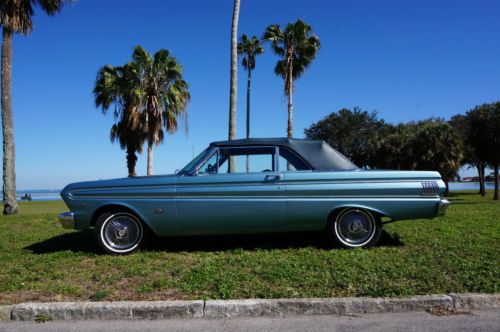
top-left (60, 138), bottom-right (449, 254)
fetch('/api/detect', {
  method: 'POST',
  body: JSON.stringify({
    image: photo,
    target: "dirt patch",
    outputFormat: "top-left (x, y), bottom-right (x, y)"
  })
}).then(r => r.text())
top-left (0, 291), bottom-right (80, 304)
top-left (426, 305), bottom-right (472, 316)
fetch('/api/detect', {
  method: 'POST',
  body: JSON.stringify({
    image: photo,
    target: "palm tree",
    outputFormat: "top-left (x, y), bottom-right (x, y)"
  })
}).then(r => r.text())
top-left (238, 34), bottom-right (263, 172)
top-left (110, 111), bottom-right (145, 177)
top-left (130, 46), bottom-right (190, 175)
top-left (227, 0), bottom-right (240, 173)
top-left (93, 64), bottom-right (145, 177)
top-left (228, 0), bottom-right (240, 142)
top-left (237, 34), bottom-right (264, 140)
top-left (263, 19), bottom-right (320, 138)
top-left (0, 0), bottom-right (68, 215)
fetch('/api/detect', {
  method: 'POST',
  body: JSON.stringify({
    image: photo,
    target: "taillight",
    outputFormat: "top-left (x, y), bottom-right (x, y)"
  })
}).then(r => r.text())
top-left (421, 181), bottom-right (439, 196)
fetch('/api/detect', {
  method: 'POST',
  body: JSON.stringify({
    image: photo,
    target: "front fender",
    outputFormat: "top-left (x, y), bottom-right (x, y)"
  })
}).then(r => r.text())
top-left (91, 201), bottom-right (163, 235)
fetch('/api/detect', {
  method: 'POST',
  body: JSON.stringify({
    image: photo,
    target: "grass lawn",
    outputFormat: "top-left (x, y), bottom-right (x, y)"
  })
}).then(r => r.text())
top-left (0, 191), bottom-right (498, 304)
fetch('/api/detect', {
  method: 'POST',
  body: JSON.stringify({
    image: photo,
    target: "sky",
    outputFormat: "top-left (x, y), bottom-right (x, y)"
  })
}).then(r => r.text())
top-left (6, 0), bottom-right (500, 189)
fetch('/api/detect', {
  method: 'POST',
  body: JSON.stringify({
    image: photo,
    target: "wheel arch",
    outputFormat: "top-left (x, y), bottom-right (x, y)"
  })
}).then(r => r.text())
top-left (327, 204), bottom-right (385, 225)
top-left (90, 203), bottom-right (157, 235)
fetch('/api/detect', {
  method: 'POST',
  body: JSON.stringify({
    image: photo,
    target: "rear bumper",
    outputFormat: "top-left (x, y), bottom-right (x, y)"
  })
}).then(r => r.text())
top-left (437, 199), bottom-right (450, 216)
top-left (59, 212), bottom-right (75, 229)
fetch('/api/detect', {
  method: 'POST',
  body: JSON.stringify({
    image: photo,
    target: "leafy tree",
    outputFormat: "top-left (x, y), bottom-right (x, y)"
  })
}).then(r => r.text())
top-left (304, 107), bottom-right (385, 168)
top-left (0, 0), bottom-right (68, 215)
top-left (237, 34), bottom-right (264, 140)
top-left (491, 103), bottom-right (500, 200)
top-left (449, 114), bottom-right (486, 196)
top-left (129, 46), bottom-right (190, 175)
top-left (263, 19), bottom-right (320, 138)
top-left (378, 119), bottom-right (462, 196)
top-left (467, 103), bottom-right (500, 200)
top-left (93, 64), bottom-right (145, 177)
top-left (411, 119), bottom-right (463, 196)
top-left (375, 122), bottom-right (418, 170)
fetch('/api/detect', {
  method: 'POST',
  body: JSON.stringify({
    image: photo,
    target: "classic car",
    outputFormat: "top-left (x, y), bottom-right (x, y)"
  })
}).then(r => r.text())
top-left (59, 138), bottom-right (449, 254)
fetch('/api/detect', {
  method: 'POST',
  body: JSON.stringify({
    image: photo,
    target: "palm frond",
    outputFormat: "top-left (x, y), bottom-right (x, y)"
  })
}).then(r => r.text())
top-left (0, 0), bottom-right (34, 33)
top-left (265, 19), bottom-right (320, 85)
top-left (35, 0), bottom-right (68, 15)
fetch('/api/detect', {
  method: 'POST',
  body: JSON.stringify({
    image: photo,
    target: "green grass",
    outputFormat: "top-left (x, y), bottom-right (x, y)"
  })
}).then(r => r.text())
top-left (0, 191), bottom-right (498, 304)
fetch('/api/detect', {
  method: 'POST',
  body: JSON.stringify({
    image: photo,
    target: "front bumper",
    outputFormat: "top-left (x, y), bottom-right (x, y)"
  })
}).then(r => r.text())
top-left (437, 199), bottom-right (450, 216)
top-left (59, 212), bottom-right (75, 229)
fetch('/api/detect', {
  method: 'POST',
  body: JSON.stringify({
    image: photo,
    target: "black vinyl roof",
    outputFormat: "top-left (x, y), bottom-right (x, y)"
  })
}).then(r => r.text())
top-left (210, 138), bottom-right (358, 171)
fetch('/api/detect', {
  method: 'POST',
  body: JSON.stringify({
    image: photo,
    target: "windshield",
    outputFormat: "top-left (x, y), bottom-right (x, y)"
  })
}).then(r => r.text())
top-left (178, 147), bottom-right (211, 175)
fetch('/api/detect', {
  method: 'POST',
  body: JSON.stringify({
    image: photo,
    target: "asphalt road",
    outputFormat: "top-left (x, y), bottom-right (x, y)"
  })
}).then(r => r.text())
top-left (0, 310), bottom-right (498, 332)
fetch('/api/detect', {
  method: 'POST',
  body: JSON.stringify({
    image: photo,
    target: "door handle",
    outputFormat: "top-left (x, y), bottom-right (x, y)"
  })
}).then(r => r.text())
top-left (265, 174), bottom-right (282, 181)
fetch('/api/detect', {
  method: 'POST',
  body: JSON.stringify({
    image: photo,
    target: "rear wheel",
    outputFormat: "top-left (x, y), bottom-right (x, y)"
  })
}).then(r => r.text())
top-left (327, 208), bottom-right (382, 249)
top-left (95, 212), bottom-right (144, 254)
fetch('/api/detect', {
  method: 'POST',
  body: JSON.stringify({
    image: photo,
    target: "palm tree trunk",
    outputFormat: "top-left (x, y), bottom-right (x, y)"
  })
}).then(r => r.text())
top-left (246, 68), bottom-right (251, 172)
top-left (286, 59), bottom-right (294, 171)
top-left (246, 67), bottom-right (251, 139)
top-left (286, 61), bottom-right (293, 139)
top-left (494, 164), bottom-right (499, 201)
top-left (478, 163), bottom-right (486, 196)
top-left (126, 143), bottom-right (137, 177)
top-left (1, 28), bottom-right (18, 215)
top-left (228, 0), bottom-right (240, 173)
top-left (147, 141), bottom-right (153, 176)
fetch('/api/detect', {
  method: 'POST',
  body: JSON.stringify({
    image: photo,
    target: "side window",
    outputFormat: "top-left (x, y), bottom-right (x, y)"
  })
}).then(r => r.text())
top-left (197, 151), bottom-right (218, 174)
top-left (218, 147), bottom-right (276, 173)
top-left (278, 147), bottom-right (311, 172)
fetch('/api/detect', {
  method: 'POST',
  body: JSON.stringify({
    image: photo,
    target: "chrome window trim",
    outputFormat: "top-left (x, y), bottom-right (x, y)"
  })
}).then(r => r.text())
top-left (192, 145), bottom-right (279, 175)
top-left (276, 146), bottom-right (313, 172)
top-left (189, 147), bottom-right (218, 176)
top-left (275, 146), bottom-right (280, 173)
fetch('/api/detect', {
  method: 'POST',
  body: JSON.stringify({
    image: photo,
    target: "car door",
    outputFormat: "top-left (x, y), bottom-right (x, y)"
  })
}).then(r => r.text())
top-left (176, 146), bottom-right (286, 235)
top-left (276, 147), bottom-right (328, 231)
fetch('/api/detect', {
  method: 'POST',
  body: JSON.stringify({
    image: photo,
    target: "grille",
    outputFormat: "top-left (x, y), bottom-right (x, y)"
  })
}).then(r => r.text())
top-left (421, 181), bottom-right (439, 195)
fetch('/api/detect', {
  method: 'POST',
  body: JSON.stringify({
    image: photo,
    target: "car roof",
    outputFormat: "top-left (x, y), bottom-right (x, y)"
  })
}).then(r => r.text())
top-left (209, 138), bottom-right (358, 171)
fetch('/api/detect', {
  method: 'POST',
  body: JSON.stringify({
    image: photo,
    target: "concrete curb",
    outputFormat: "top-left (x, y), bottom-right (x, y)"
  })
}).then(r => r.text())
top-left (0, 305), bottom-right (12, 321)
top-left (4, 293), bottom-right (499, 321)
top-left (10, 301), bottom-right (203, 321)
top-left (449, 293), bottom-right (500, 311)
top-left (204, 295), bottom-right (453, 318)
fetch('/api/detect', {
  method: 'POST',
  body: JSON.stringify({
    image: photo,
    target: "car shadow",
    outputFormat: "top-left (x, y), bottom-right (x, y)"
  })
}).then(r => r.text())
top-left (25, 230), bottom-right (99, 254)
top-left (150, 229), bottom-right (404, 252)
top-left (25, 229), bottom-right (404, 254)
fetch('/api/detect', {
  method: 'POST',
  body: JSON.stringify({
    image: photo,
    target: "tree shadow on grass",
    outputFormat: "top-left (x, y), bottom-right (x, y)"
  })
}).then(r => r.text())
top-left (26, 229), bottom-right (404, 254)
top-left (449, 201), bottom-right (491, 205)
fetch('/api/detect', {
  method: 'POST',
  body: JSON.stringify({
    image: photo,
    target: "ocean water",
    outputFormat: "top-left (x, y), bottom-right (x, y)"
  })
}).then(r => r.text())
top-left (9, 182), bottom-right (495, 202)
top-left (16, 190), bottom-right (61, 201)
top-left (448, 182), bottom-right (495, 191)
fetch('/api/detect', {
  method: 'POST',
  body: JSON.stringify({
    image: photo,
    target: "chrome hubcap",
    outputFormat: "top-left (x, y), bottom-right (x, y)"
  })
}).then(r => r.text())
top-left (336, 210), bottom-right (375, 246)
top-left (102, 214), bottom-right (142, 251)
top-left (116, 227), bottom-right (128, 239)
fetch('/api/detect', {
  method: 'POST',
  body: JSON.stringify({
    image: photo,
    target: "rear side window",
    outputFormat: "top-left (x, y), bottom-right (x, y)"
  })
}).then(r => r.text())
top-left (278, 147), bottom-right (311, 172)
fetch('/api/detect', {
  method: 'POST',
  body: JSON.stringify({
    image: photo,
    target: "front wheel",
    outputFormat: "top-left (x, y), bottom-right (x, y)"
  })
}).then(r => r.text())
top-left (95, 212), bottom-right (144, 254)
top-left (326, 208), bottom-right (382, 249)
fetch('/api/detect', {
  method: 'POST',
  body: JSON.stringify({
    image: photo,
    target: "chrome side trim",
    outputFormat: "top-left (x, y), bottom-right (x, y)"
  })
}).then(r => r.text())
top-left (437, 199), bottom-right (450, 216)
top-left (59, 212), bottom-right (75, 229)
